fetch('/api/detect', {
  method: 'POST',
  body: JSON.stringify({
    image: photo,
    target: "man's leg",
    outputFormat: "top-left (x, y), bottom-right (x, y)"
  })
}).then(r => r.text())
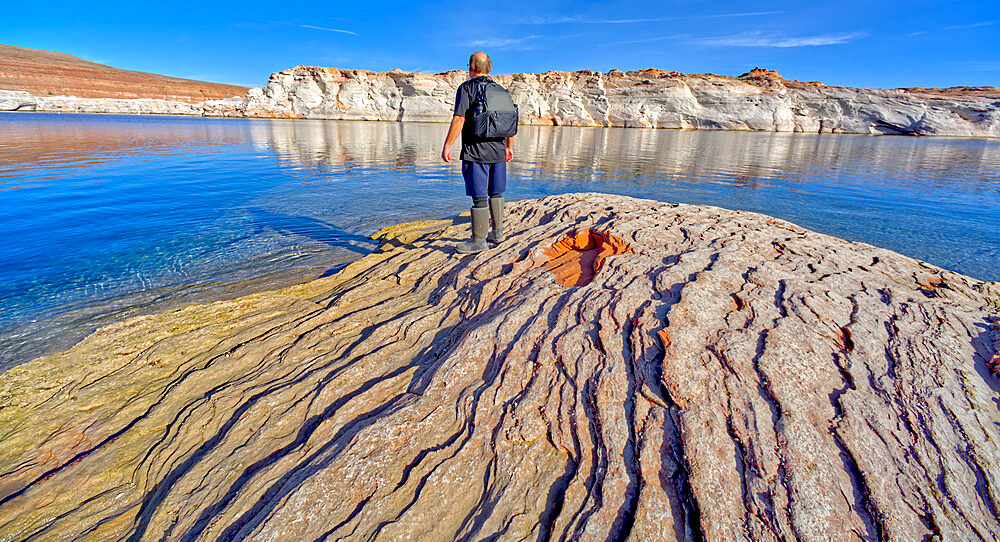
top-left (458, 162), bottom-right (490, 254)
top-left (487, 162), bottom-right (507, 243)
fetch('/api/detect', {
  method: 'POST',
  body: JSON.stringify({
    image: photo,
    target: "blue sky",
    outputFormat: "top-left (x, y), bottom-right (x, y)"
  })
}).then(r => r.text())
top-left (3, 0), bottom-right (998, 89)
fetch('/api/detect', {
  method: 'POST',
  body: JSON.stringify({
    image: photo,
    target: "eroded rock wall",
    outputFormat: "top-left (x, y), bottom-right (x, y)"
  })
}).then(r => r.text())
top-left (203, 66), bottom-right (1000, 137)
top-left (1, 193), bottom-right (998, 540)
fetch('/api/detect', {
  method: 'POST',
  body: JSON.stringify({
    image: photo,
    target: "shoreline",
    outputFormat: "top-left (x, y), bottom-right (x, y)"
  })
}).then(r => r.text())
top-left (0, 257), bottom-right (358, 375)
top-left (5, 108), bottom-right (1000, 140)
top-left (3, 191), bottom-right (996, 375)
top-left (3, 194), bottom-right (997, 375)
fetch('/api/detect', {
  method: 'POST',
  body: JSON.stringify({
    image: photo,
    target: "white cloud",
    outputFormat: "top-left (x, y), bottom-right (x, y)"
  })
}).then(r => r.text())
top-left (697, 31), bottom-right (867, 47)
top-left (516, 11), bottom-right (783, 24)
top-left (599, 34), bottom-right (690, 46)
top-left (300, 24), bottom-right (357, 35)
top-left (944, 20), bottom-right (999, 30)
top-left (466, 36), bottom-right (541, 50)
top-left (699, 11), bottom-right (785, 19)
top-left (516, 15), bottom-right (583, 24)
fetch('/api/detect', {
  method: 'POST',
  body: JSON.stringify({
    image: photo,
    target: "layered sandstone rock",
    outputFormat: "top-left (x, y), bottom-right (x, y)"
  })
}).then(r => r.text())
top-left (202, 66), bottom-right (1000, 137)
top-left (1, 194), bottom-right (998, 540)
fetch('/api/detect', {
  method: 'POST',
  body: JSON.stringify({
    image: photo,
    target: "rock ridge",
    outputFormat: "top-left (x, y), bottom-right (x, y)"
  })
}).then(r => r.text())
top-left (0, 193), bottom-right (998, 540)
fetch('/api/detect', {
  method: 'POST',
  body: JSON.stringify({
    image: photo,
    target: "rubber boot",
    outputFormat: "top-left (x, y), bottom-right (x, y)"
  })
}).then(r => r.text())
top-left (456, 207), bottom-right (490, 254)
top-left (487, 195), bottom-right (505, 243)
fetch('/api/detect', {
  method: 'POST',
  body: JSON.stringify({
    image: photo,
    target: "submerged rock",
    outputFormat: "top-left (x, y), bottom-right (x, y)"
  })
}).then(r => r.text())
top-left (0, 193), bottom-right (998, 540)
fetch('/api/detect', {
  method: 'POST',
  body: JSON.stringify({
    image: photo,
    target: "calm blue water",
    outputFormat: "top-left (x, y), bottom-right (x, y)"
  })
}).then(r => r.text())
top-left (2, 112), bottom-right (999, 369)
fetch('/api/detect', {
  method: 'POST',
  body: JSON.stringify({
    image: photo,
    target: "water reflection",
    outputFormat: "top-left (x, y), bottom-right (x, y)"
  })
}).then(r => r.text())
top-left (1, 113), bottom-right (998, 372)
top-left (255, 118), bottom-right (1000, 198)
top-left (250, 119), bottom-right (448, 172)
top-left (0, 113), bottom-right (257, 187)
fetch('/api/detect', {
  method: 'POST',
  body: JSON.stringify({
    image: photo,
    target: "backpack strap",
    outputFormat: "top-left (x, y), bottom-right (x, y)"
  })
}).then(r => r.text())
top-left (472, 77), bottom-right (493, 111)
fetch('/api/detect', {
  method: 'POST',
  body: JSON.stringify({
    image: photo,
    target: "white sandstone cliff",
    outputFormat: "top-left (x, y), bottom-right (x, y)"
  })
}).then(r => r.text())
top-left (201, 66), bottom-right (1000, 137)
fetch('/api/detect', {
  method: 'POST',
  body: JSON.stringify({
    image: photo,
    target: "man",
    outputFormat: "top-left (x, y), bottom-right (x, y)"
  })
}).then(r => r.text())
top-left (441, 51), bottom-right (515, 254)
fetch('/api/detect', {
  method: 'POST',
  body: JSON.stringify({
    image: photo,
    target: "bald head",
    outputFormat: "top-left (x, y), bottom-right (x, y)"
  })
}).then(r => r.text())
top-left (469, 51), bottom-right (492, 75)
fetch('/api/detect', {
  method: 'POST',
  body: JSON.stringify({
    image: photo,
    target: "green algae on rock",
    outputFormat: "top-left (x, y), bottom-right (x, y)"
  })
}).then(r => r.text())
top-left (1, 193), bottom-right (998, 540)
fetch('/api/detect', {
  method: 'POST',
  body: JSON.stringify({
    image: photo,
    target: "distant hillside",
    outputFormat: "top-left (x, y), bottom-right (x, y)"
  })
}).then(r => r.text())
top-left (0, 43), bottom-right (249, 103)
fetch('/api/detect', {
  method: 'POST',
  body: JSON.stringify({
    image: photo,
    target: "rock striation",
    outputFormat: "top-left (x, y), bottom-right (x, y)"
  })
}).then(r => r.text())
top-left (202, 66), bottom-right (1000, 137)
top-left (1, 193), bottom-right (999, 541)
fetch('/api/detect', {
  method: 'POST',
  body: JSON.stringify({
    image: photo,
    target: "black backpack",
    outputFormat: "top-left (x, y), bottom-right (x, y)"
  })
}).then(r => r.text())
top-left (471, 78), bottom-right (519, 138)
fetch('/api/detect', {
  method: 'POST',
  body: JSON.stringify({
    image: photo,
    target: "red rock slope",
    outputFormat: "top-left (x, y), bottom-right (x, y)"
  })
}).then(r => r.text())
top-left (0, 43), bottom-right (248, 103)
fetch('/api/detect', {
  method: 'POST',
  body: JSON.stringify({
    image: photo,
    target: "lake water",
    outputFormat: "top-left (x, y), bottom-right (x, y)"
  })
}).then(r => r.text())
top-left (2, 112), bottom-right (999, 370)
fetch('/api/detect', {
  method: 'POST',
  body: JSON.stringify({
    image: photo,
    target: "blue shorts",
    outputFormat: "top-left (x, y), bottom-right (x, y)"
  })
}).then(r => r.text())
top-left (462, 161), bottom-right (507, 198)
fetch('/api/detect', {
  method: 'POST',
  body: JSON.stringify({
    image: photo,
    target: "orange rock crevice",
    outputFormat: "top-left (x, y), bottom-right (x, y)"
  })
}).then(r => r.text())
top-left (544, 229), bottom-right (633, 287)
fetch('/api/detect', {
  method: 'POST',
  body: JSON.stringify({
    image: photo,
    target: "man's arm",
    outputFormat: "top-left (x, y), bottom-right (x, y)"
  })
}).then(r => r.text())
top-left (441, 115), bottom-right (465, 162)
top-left (505, 135), bottom-right (514, 162)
